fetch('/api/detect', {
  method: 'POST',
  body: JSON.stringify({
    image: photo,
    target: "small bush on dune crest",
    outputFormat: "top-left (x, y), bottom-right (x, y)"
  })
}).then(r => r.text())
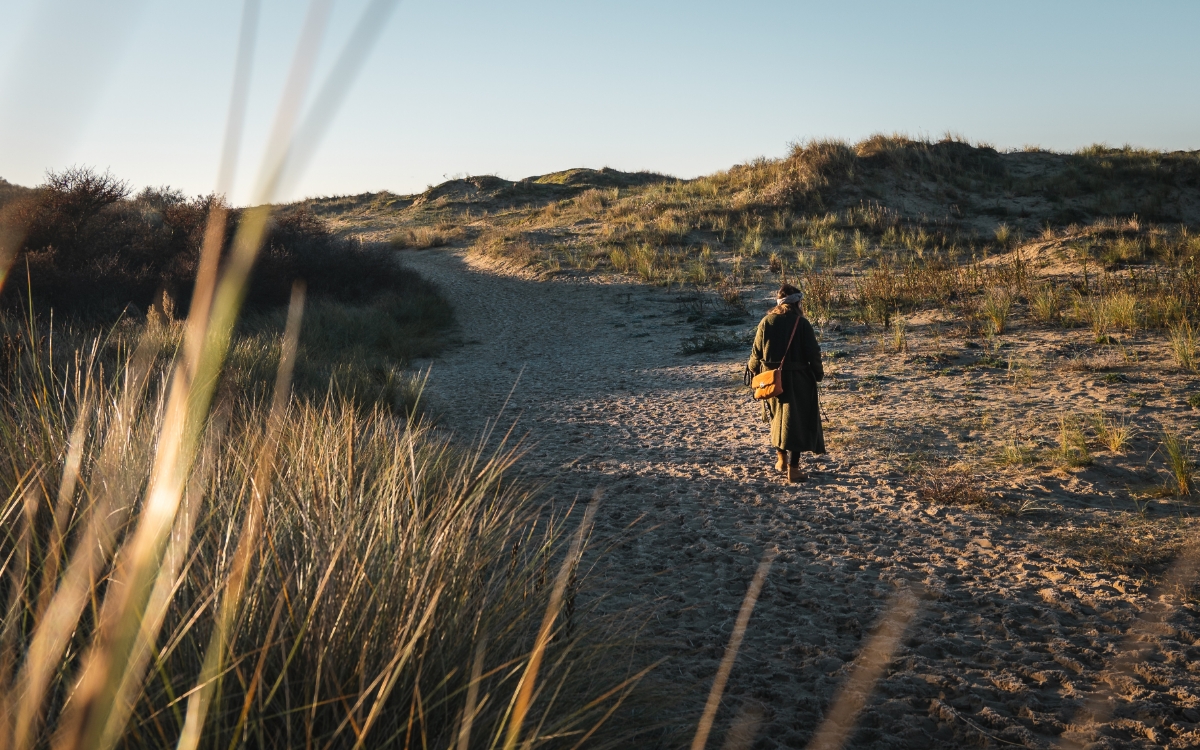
top-left (0, 319), bottom-right (639, 749)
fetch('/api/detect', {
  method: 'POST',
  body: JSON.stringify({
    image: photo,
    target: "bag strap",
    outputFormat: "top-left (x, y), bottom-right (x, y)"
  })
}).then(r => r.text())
top-left (778, 310), bottom-right (802, 367)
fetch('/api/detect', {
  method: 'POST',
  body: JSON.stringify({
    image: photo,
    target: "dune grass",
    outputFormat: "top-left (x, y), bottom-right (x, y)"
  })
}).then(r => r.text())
top-left (0, 310), bottom-right (641, 749)
top-left (1162, 429), bottom-right (1195, 497)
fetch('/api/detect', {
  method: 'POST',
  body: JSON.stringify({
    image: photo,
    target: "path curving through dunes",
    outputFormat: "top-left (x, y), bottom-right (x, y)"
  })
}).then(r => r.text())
top-left (401, 247), bottom-right (1200, 750)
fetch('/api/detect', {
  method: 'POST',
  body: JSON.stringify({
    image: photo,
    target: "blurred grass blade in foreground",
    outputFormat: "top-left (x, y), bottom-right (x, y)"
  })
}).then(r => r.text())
top-left (177, 281), bottom-right (304, 750)
top-left (691, 551), bottom-right (776, 750)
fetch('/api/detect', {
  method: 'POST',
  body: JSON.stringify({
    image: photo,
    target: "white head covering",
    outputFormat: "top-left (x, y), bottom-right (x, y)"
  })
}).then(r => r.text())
top-left (775, 292), bottom-right (803, 306)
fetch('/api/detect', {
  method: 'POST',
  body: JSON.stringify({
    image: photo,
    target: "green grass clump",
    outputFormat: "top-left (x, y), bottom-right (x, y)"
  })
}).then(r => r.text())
top-left (998, 439), bottom-right (1034, 466)
top-left (679, 332), bottom-right (748, 355)
top-left (1030, 284), bottom-right (1062, 323)
top-left (1073, 291), bottom-right (1141, 341)
top-left (1170, 319), bottom-right (1198, 371)
top-left (1162, 429), bottom-right (1195, 496)
top-left (1092, 413), bottom-right (1134, 453)
top-left (981, 289), bottom-right (1012, 335)
top-left (1054, 416), bottom-right (1093, 468)
top-left (245, 292), bottom-right (455, 411)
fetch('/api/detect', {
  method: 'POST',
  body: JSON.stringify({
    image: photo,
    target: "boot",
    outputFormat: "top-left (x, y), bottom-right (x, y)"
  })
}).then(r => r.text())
top-left (787, 464), bottom-right (808, 483)
top-left (775, 450), bottom-right (787, 472)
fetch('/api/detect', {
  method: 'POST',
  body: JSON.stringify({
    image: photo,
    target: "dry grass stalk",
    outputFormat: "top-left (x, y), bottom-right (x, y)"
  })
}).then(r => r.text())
top-left (503, 501), bottom-right (598, 750)
top-left (690, 551), bottom-right (776, 750)
top-left (177, 281), bottom-right (306, 750)
top-left (456, 638), bottom-right (488, 750)
top-left (916, 469), bottom-right (987, 507)
top-left (806, 590), bottom-right (921, 750)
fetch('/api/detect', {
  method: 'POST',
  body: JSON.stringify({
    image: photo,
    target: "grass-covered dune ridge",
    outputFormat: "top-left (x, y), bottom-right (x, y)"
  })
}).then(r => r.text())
top-left (301, 135), bottom-right (1199, 342)
top-left (304, 135), bottom-right (1200, 288)
top-left (311, 134), bottom-right (1200, 235)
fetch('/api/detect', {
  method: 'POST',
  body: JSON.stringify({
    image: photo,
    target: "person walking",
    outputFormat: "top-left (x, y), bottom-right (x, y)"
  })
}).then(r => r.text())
top-left (747, 283), bottom-right (825, 482)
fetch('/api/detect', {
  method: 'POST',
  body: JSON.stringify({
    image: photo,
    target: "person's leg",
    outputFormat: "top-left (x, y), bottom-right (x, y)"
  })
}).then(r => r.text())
top-left (787, 451), bottom-right (808, 482)
top-left (771, 403), bottom-right (788, 473)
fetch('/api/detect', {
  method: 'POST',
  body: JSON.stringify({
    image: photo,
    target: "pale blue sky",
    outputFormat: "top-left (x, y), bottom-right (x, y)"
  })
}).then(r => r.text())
top-left (1, 1), bottom-right (1197, 204)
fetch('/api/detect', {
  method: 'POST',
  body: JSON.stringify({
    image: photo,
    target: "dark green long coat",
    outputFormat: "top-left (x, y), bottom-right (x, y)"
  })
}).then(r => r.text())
top-left (747, 306), bottom-right (826, 454)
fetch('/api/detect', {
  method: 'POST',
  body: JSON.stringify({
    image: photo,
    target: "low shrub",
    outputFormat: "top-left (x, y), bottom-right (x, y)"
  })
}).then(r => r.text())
top-left (679, 332), bottom-right (748, 355)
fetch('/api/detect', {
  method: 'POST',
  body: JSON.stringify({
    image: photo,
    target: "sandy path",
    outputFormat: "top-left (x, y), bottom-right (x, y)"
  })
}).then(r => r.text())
top-left (401, 248), bottom-right (1200, 750)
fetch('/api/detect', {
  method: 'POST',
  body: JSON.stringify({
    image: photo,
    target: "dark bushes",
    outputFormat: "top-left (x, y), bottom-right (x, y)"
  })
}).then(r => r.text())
top-left (1, 167), bottom-right (431, 321)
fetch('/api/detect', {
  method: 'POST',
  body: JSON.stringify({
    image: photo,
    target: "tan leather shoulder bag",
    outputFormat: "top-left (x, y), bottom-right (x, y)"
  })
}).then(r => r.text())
top-left (751, 312), bottom-right (801, 400)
